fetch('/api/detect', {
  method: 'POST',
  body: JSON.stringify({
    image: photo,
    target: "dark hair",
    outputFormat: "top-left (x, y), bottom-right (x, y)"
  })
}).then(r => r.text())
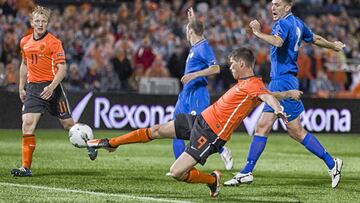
top-left (188, 20), bottom-right (204, 36)
top-left (228, 48), bottom-right (255, 68)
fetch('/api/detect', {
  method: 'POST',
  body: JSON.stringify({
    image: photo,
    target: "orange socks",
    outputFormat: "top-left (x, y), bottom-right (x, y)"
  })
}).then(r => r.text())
top-left (109, 128), bottom-right (153, 147)
top-left (184, 168), bottom-right (215, 185)
top-left (22, 134), bottom-right (36, 169)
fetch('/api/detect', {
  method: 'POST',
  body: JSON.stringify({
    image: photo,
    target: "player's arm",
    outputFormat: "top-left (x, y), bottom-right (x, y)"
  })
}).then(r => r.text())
top-left (249, 20), bottom-right (284, 47)
top-left (181, 65), bottom-right (220, 84)
top-left (312, 34), bottom-right (345, 52)
top-left (258, 93), bottom-right (288, 123)
top-left (40, 63), bottom-right (67, 100)
top-left (19, 59), bottom-right (27, 103)
top-left (271, 90), bottom-right (303, 101)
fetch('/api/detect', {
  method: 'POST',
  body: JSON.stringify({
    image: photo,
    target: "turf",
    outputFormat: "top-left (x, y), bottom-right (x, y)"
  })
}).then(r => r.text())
top-left (0, 129), bottom-right (359, 203)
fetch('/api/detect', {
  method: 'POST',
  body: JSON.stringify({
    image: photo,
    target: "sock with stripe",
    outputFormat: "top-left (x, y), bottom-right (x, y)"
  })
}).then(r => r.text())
top-left (241, 135), bottom-right (267, 173)
top-left (184, 168), bottom-right (215, 185)
top-left (109, 128), bottom-right (153, 147)
top-left (22, 134), bottom-right (36, 169)
top-left (301, 132), bottom-right (335, 169)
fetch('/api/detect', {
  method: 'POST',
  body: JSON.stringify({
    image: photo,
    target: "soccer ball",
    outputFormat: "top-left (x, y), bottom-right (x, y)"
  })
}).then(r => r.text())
top-left (69, 123), bottom-right (94, 148)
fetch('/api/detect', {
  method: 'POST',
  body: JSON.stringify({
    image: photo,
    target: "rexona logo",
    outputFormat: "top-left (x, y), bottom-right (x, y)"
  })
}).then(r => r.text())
top-left (72, 93), bottom-right (352, 133)
top-left (271, 108), bottom-right (351, 133)
top-left (94, 97), bottom-right (174, 128)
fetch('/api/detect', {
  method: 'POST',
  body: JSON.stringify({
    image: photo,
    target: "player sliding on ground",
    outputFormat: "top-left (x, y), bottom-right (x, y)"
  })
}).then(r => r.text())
top-left (87, 48), bottom-right (301, 197)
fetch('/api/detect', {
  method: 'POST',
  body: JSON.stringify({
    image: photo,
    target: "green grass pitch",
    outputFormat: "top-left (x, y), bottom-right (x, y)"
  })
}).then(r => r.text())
top-left (0, 129), bottom-right (359, 202)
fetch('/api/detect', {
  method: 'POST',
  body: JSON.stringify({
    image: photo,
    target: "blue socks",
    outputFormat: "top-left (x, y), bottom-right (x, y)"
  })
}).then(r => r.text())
top-left (301, 133), bottom-right (335, 169)
top-left (241, 135), bottom-right (268, 173)
top-left (172, 139), bottom-right (185, 159)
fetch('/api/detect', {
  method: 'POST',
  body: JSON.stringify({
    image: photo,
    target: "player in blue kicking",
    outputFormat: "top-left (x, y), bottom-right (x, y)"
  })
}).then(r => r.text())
top-left (224, 0), bottom-right (345, 188)
top-left (172, 8), bottom-right (233, 170)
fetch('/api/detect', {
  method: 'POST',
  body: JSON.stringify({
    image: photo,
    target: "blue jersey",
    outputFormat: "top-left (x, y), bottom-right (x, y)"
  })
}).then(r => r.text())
top-left (183, 39), bottom-right (217, 91)
top-left (270, 13), bottom-right (314, 79)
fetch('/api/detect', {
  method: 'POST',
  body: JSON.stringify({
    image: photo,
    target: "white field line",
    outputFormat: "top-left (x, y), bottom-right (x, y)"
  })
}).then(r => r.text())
top-left (0, 182), bottom-right (193, 203)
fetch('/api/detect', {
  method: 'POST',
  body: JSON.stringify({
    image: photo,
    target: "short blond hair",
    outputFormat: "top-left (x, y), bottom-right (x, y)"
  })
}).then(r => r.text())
top-left (31, 5), bottom-right (51, 20)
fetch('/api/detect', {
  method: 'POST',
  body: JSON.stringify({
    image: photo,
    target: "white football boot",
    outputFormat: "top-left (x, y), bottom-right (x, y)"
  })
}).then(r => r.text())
top-left (220, 146), bottom-right (234, 170)
top-left (223, 172), bottom-right (253, 186)
top-left (328, 158), bottom-right (343, 188)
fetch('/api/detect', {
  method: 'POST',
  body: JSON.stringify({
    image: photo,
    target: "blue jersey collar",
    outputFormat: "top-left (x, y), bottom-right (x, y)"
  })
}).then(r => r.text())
top-left (192, 38), bottom-right (206, 48)
top-left (282, 12), bottom-right (293, 19)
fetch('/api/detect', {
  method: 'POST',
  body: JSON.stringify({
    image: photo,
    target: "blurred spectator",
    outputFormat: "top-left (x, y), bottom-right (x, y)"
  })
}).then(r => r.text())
top-left (310, 66), bottom-right (339, 97)
top-left (84, 65), bottom-right (101, 91)
top-left (0, 0), bottom-right (358, 97)
top-left (297, 49), bottom-right (314, 93)
top-left (144, 55), bottom-right (170, 78)
top-left (4, 59), bottom-right (19, 91)
top-left (111, 48), bottom-right (133, 90)
top-left (65, 63), bottom-right (84, 91)
top-left (134, 37), bottom-right (156, 77)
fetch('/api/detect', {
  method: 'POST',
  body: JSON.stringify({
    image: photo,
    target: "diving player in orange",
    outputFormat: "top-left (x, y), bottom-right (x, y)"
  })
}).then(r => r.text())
top-left (87, 48), bottom-right (301, 197)
top-left (11, 6), bottom-right (76, 177)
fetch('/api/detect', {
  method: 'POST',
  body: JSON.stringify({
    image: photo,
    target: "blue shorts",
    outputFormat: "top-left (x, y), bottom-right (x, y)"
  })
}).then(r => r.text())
top-left (173, 86), bottom-right (210, 118)
top-left (263, 75), bottom-right (304, 121)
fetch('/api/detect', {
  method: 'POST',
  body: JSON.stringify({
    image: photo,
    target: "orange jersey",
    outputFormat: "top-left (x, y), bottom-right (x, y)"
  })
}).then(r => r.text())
top-left (20, 32), bottom-right (66, 83)
top-left (202, 76), bottom-right (269, 141)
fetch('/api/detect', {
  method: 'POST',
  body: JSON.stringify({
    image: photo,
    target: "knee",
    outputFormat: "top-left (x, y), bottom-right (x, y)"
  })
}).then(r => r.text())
top-left (62, 120), bottom-right (75, 131)
top-left (255, 122), bottom-right (271, 135)
top-left (287, 126), bottom-right (307, 141)
top-left (168, 166), bottom-right (185, 181)
top-left (22, 118), bottom-right (36, 134)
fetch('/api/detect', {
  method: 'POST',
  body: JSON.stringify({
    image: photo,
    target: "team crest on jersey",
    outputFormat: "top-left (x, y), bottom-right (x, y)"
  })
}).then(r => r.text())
top-left (39, 44), bottom-right (45, 51)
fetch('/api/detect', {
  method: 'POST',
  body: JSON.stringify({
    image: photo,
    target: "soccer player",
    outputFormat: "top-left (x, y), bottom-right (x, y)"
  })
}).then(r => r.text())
top-left (172, 7), bottom-right (234, 170)
top-left (11, 6), bottom-right (76, 177)
top-left (87, 48), bottom-right (300, 197)
top-left (224, 0), bottom-right (345, 188)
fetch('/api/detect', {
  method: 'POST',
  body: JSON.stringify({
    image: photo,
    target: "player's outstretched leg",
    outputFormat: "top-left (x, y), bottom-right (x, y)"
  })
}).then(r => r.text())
top-left (224, 135), bottom-right (267, 186)
top-left (219, 146), bottom-right (234, 170)
top-left (87, 128), bottom-right (153, 160)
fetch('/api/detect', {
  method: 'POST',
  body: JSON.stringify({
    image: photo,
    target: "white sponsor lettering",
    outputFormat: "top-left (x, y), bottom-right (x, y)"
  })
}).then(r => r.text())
top-left (94, 97), bottom-right (174, 129)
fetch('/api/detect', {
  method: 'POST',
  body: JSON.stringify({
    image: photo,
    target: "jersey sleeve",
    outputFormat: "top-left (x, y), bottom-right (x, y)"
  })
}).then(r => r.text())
top-left (247, 79), bottom-right (270, 97)
top-left (199, 43), bottom-right (218, 67)
top-left (273, 20), bottom-right (290, 42)
top-left (52, 40), bottom-right (66, 64)
top-left (302, 22), bottom-right (314, 43)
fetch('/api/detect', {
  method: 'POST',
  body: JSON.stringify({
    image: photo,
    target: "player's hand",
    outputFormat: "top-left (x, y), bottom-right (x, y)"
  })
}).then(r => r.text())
top-left (249, 20), bottom-right (261, 34)
top-left (275, 110), bottom-right (289, 124)
top-left (19, 89), bottom-right (26, 103)
top-left (287, 90), bottom-right (303, 101)
top-left (187, 7), bottom-right (195, 21)
top-left (181, 72), bottom-right (198, 84)
top-left (333, 41), bottom-right (346, 52)
top-left (40, 85), bottom-right (54, 100)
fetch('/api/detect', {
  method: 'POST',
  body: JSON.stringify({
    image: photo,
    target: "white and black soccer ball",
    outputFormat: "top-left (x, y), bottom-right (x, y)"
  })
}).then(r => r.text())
top-left (69, 123), bottom-right (94, 148)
